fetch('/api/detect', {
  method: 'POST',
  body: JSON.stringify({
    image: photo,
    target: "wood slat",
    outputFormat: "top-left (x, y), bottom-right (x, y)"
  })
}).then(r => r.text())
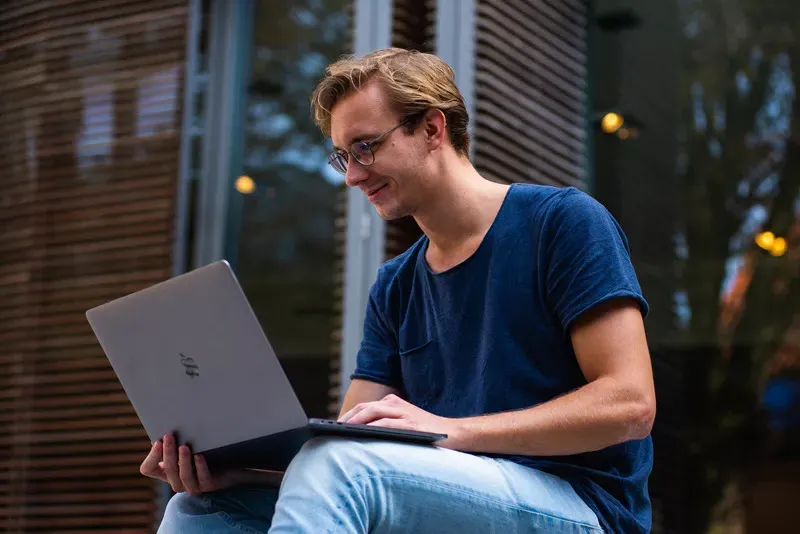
top-left (0, 402), bottom-right (135, 424)
top-left (483, 1), bottom-right (585, 65)
top-left (0, 273), bottom-right (171, 318)
top-left (475, 17), bottom-right (584, 105)
top-left (0, 187), bottom-right (175, 221)
top-left (7, 391), bottom-right (132, 411)
top-left (0, 502), bottom-right (152, 520)
top-left (0, 171), bottom-right (177, 211)
top-left (476, 3), bottom-right (585, 83)
top-left (473, 101), bottom-right (583, 180)
top-left (473, 0), bottom-right (588, 189)
top-left (0, 1), bottom-right (185, 531)
top-left (0, 452), bottom-right (144, 472)
top-left (0, 5), bottom-right (187, 53)
top-left (540, 0), bottom-right (587, 32)
top-left (0, 426), bottom-right (146, 447)
top-left (0, 489), bottom-right (151, 506)
top-left (473, 59), bottom-right (584, 138)
top-left (0, 0), bottom-right (182, 37)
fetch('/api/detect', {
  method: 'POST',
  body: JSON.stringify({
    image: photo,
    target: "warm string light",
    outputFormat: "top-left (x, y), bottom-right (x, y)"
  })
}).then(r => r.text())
top-left (235, 175), bottom-right (256, 194)
top-left (601, 112), bottom-right (624, 134)
top-left (755, 231), bottom-right (788, 257)
top-left (600, 112), bottom-right (640, 140)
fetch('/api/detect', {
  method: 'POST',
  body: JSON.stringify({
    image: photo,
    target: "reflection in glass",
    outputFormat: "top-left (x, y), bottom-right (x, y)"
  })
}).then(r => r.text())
top-left (591, 1), bottom-right (800, 532)
top-left (230, 0), bottom-right (350, 418)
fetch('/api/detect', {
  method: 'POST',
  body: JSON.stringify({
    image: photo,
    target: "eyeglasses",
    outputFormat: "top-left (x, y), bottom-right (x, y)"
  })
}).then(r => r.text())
top-left (328, 114), bottom-right (418, 175)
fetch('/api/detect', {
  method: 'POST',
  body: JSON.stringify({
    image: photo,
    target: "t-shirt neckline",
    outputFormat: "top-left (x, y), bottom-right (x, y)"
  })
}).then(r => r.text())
top-left (420, 183), bottom-right (517, 276)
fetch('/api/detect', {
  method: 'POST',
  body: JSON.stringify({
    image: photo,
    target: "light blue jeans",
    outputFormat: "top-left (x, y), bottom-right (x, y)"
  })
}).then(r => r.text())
top-left (158, 437), bottom-right (602, 533)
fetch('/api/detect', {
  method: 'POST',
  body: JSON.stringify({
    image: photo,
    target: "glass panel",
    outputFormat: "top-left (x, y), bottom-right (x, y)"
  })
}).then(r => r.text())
top-left (590, 1), bottom-right (800, 532)
top-left (229, 0), bottom-right (350, 418)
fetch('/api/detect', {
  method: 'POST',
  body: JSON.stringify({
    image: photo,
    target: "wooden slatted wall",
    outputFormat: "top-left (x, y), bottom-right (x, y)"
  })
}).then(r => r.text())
top-left (383, 0), bottom-right (434, 260)
top-left (0, 1), bottom-right (187, 531)
top-left (473, 0), bottom-right (588, 188)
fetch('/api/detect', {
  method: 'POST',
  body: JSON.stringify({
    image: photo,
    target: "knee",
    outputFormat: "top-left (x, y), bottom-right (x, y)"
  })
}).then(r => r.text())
top-left (284, 437), bottom-right (382, 485)
top-left (158, 492), bottom-right (205, 533)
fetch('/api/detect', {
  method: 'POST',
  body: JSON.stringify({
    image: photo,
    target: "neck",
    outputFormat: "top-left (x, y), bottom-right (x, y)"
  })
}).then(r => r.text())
top-left (412, 155), bottom-right (509, 253)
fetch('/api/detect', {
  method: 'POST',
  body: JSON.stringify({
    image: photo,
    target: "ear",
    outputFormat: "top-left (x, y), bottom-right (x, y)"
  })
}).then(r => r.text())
top-left (423, 109), bottom-right (447, 151)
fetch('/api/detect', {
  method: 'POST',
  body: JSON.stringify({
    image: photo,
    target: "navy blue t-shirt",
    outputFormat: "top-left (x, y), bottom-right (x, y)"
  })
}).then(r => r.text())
top-left (352, 184), bottom-right (652, 533)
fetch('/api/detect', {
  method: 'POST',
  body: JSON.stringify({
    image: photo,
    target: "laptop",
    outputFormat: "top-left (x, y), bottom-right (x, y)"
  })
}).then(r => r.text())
top-left (85, 260), bottom-right (446, 472)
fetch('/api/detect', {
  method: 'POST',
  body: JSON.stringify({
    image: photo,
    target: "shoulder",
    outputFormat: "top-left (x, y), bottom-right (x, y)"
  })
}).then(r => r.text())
top-left (503, 183), bottom-right (596, 225)
top-left (510, 183), bottom-right (603, 218)
top-left (548, 186), bottom-right (610, 218)
top-left (521, 185), bottom-right (626, 245)
top-left (503, 184), bottom-right (614, 242)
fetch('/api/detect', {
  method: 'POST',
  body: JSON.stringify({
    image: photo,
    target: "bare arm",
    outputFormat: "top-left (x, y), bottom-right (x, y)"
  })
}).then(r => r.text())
top-left (448, 299), bottom-right (655, 455)
top-left (339, 378), bottom-right (401, 419)
top-left (342, 299), bottom-right (656, 456)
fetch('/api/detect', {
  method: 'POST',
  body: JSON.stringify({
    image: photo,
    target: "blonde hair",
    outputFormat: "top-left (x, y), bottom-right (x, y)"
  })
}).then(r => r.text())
top-left (311, 48), bottom-right (470, 156)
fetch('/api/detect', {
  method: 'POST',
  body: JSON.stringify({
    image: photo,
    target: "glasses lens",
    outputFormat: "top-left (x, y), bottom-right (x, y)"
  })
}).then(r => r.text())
top-left (351, 142), bottom-right (374, 165)
top-left (329, 152), bottom-right (348, 174)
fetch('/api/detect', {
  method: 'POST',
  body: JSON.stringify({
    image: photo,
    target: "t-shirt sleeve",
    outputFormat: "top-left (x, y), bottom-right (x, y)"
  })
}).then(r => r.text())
top-left (543, 188), bottom-right (649, 334)
top-left (349, 275), bottom-right (403, 388)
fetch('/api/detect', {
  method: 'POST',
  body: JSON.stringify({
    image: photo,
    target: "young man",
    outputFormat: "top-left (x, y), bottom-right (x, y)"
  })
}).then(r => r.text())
top-left (148, 48), bottom-right (656, 533)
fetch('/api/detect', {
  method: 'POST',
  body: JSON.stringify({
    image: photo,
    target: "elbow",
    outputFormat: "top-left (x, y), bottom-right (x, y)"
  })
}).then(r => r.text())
top-left (627, 395), bottom-right (656, 441)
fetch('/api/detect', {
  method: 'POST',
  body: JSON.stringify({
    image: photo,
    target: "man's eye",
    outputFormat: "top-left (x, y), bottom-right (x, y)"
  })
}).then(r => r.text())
top-left (352, 142), bottom-right (372, 158)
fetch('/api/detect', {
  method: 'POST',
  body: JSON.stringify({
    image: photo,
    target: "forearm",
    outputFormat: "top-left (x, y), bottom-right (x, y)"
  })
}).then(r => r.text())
top-left (450, 377), bottom-right (655, 456)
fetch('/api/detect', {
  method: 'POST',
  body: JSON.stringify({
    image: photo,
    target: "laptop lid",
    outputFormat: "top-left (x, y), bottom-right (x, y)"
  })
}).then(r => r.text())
top-left (85, 260), bottom-right (308, 453)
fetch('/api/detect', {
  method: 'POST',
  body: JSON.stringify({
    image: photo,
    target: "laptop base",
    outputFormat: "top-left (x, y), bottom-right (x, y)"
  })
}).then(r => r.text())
top-left (200, 421), bottom-right (446, 472)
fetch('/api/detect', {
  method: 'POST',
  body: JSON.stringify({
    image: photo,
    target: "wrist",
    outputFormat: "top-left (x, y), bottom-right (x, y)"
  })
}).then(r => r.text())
top-left (443, 417), bottom-right (473, 451)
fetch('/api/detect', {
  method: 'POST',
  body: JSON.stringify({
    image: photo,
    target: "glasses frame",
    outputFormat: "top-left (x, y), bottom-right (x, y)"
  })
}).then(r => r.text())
top-left (327, 113), bottom-right (421, 175)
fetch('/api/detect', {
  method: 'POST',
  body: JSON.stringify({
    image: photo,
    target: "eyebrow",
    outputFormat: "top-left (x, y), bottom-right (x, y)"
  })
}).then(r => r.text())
top-left (333, 132), bottom-right (379, 152)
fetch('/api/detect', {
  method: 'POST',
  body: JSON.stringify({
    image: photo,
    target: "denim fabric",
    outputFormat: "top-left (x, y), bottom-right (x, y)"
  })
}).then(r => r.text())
top-left (159, 437), bottom-right (601, 533)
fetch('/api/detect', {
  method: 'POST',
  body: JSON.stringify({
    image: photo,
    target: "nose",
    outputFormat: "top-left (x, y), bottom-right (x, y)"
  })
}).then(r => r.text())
top-left (344, 159), bottom-right (370, 188)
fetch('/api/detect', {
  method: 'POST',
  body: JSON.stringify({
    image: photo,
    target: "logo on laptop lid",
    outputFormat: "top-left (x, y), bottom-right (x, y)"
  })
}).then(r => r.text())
top-left (179, 353), bottom-right (200, 378)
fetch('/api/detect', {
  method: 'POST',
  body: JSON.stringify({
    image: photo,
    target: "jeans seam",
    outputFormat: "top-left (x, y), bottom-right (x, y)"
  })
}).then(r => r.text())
top-left (328, 475), bottom-right (366, 534)
top-left (350, 472), bottom-right (603, 532)
top-left (200, 494), bottom-right (268, 534)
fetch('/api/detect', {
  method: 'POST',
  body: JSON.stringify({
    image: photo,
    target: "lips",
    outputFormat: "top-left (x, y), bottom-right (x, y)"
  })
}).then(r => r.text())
top-left (365, 184), bottom-right (388, 201)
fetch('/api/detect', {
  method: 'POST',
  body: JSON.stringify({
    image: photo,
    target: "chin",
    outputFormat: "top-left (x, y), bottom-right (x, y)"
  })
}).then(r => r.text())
top-left (374, 203), bottom-right (409, 221)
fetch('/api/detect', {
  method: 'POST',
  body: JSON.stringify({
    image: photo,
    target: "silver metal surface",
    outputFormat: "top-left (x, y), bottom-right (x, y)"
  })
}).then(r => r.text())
top-left (86, 261), bottom-right (308, 453)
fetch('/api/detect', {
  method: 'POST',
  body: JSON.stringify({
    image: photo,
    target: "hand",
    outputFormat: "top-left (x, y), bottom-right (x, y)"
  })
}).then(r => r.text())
top-left (339, 394), bottom-right (463, 449)
top-left (140, 434), bottom-right (251, 496)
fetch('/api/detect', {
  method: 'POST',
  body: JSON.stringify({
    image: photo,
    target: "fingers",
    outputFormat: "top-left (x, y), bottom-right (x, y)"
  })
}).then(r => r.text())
top-left (140, 440), bottom-right (165, 481)
top-left (162, 434), bottom-right (184, 493)
top-left (338, 403), bottom-right (367, 423)
top-left (339, 395), bottom-right (405, 423)
top-left (367, 418), bottom-right (412, 430)
top-left (346, 404), bottom-right (403, 425)
top-left (194, 454), bottom-right (217, 492)
top-left (179, 446), bottom-right (201, 495)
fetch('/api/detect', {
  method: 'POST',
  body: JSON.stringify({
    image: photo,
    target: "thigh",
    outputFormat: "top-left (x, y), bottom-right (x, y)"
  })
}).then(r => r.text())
top-left (365, 442), bottom-right (600, 534)
top-left (285, 438), bottom-right (601, 534)
top-left (159, 485), bottom-right (280, 534)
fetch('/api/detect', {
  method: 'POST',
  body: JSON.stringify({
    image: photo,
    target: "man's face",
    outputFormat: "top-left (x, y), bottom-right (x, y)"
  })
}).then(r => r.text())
top-left (330, 81), bottom-right (426, 220)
